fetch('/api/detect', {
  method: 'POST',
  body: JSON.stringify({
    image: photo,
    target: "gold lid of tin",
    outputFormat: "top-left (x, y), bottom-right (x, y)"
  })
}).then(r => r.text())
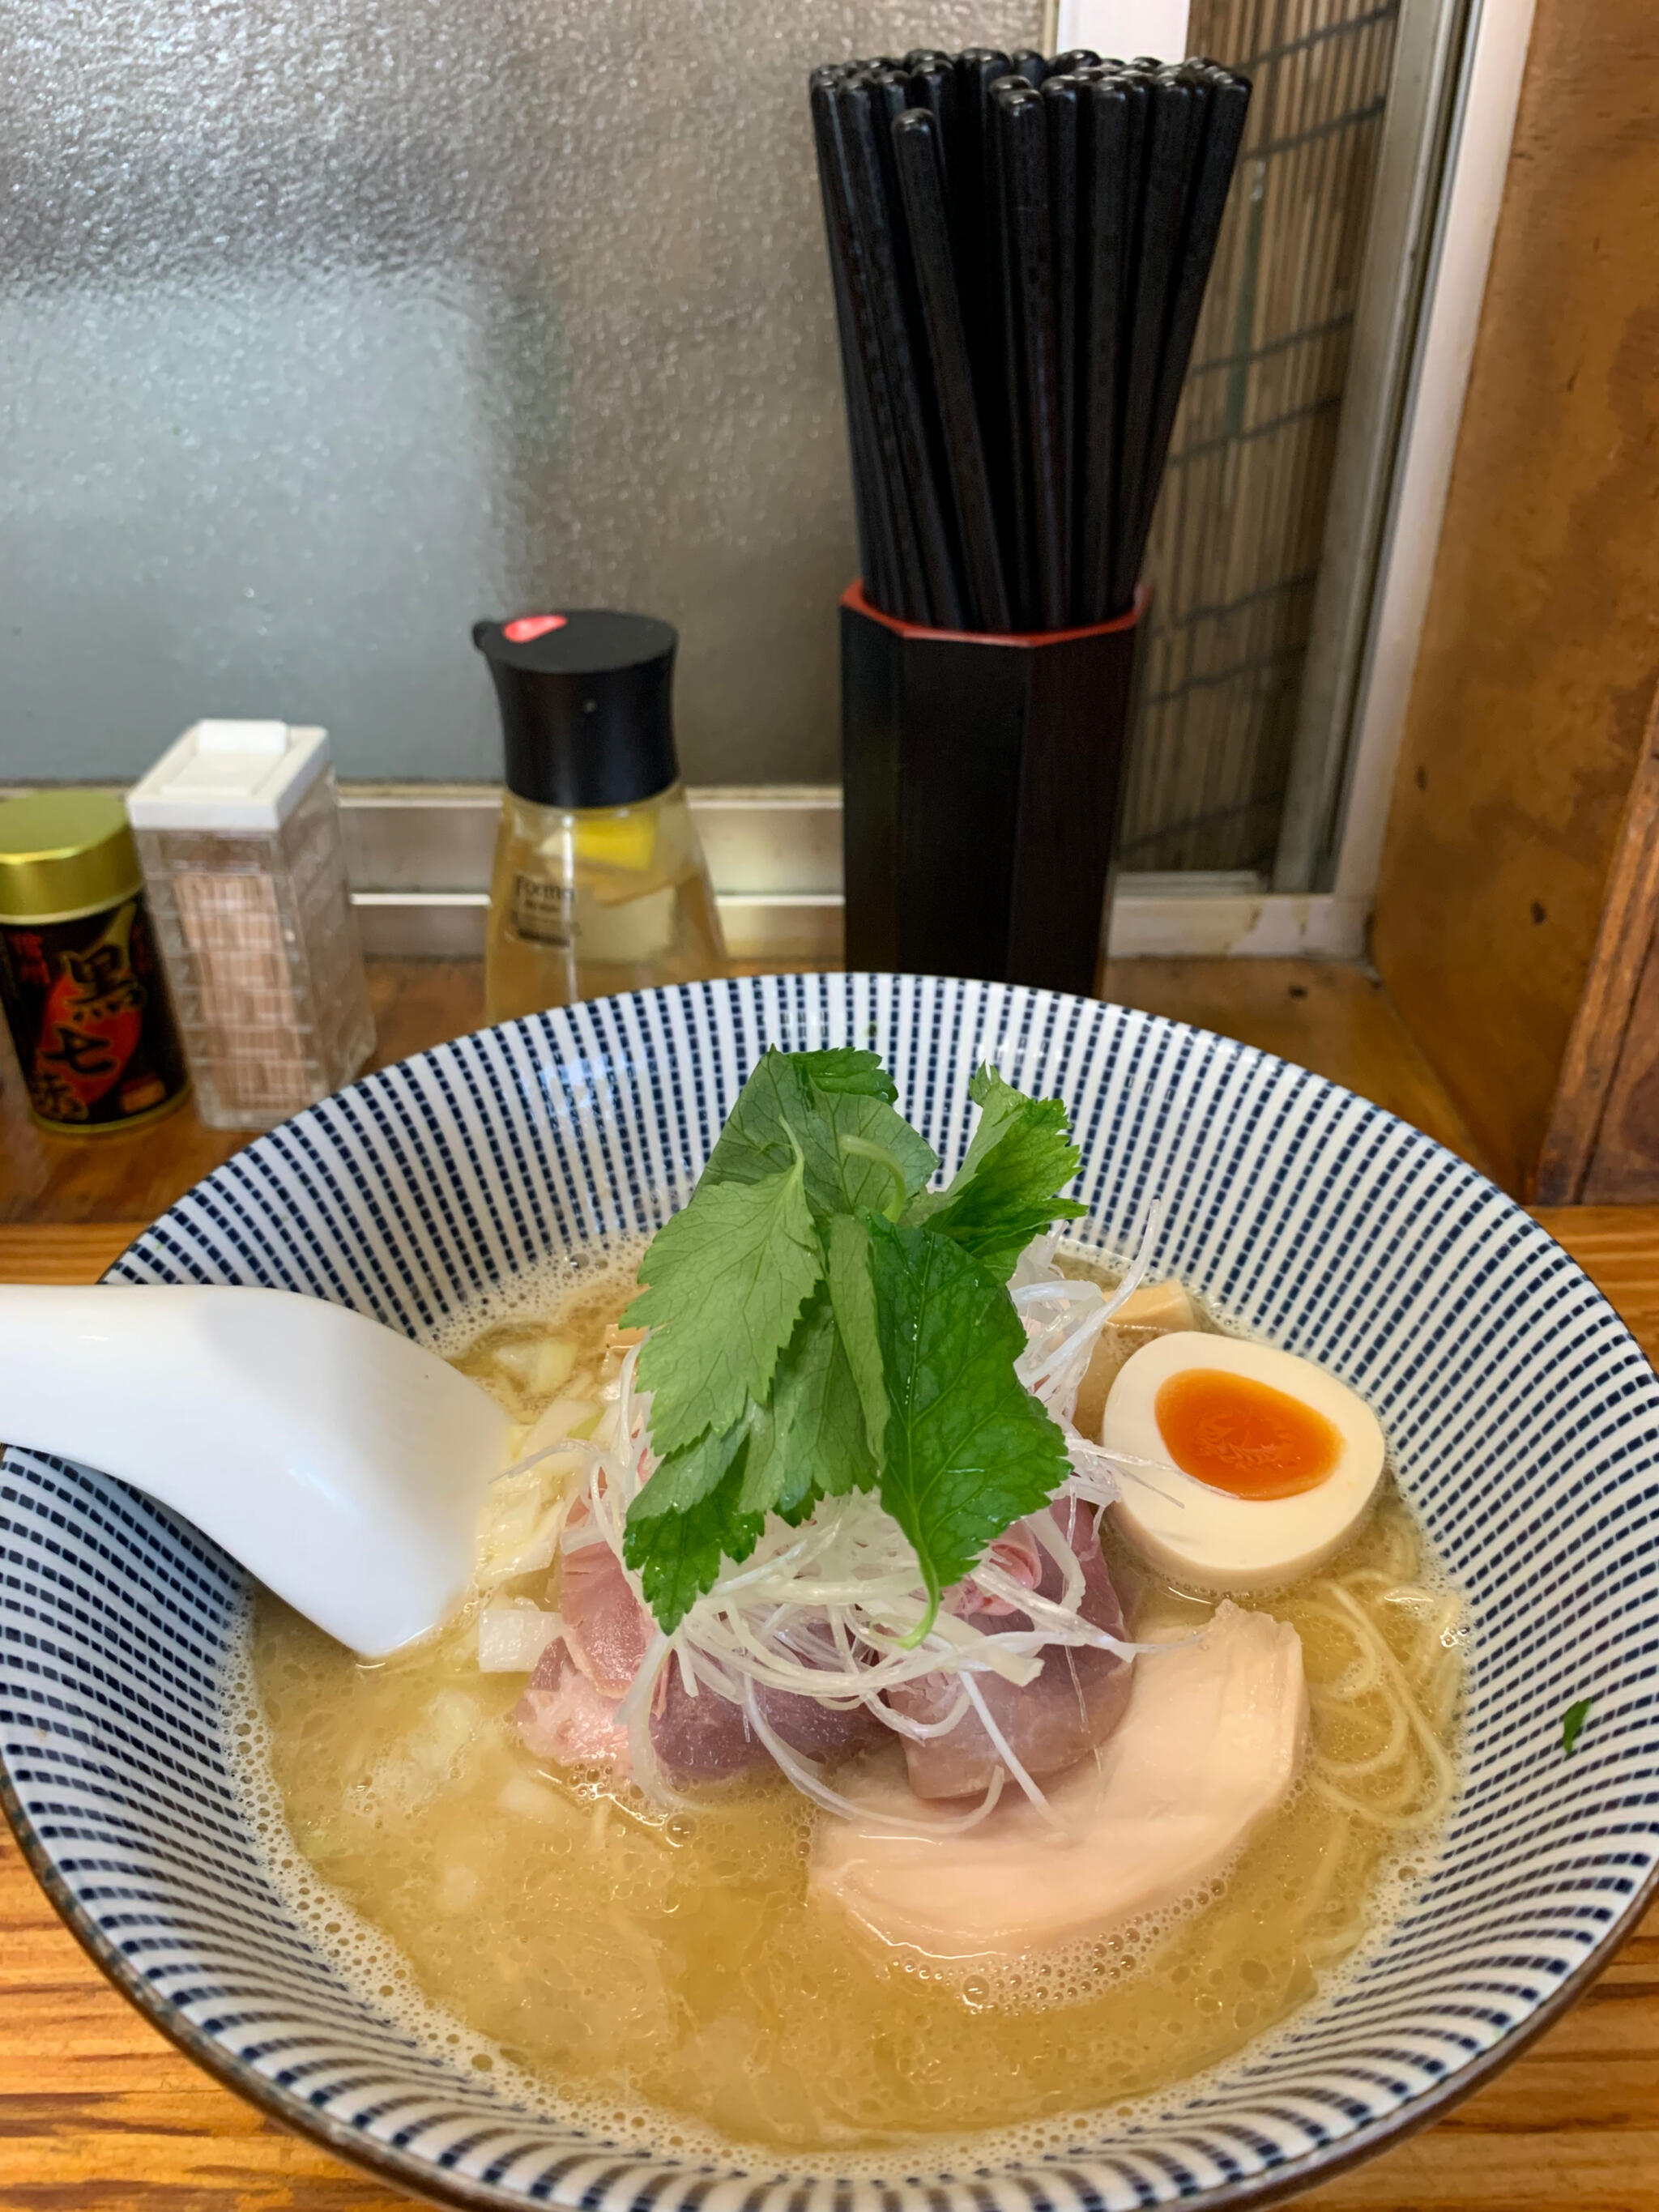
top-left (0, 791), bottom-right (143, 923)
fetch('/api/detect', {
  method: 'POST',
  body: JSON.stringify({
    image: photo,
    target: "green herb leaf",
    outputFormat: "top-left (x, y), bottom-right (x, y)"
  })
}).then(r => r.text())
top-left (906, 1065), bottom-right (1087, 1281)
top-left (702, 1049), bottom-right (938, 1222)
top-left (1562, 1697), bottom-right (1593, 1756)
top-left (623, 1415), bottom-right (765, 1635)
top-left (786, 1299), bottom-right (878, 1500)
top-left (864, 1215), bottom-right (1072, 1616)
top-left (625, 1157), bottom-right (821, 1454)
top-left (626, 1292), bottom-right (880, 1629)
top-left (743, 1293), bottom-right (878, 1516)
top-left (786, 1048), bottom-right (899, 1099)
top-left (825, 1212), bottom-right (889, 1464)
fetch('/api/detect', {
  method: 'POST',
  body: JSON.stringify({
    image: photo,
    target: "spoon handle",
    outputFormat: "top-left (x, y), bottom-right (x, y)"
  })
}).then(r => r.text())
top-left (0, 1285), bottom-right (508, 1654)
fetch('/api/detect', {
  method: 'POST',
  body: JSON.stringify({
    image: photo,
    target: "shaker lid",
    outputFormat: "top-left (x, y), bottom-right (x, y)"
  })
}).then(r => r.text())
top-left (0, 789), bottom-right (142, 923)
top-left (126, 722), bottom-right (332, 833)
top-left (473, 610), bottom-right (679, 809)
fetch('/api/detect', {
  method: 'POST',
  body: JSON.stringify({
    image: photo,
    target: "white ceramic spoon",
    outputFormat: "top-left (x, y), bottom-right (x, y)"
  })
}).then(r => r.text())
top-left (0, 1285), bottom-right (510, 1656)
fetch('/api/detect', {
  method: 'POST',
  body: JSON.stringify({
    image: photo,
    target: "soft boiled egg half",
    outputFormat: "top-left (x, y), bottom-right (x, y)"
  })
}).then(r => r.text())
top-left (1098, 1332), bottom-right (1386, 1591)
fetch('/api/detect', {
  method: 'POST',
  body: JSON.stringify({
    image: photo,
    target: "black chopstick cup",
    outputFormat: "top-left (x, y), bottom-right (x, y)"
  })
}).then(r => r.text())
top-left (809, 45), bottom-right (1247, 983)
top-left (840, 582), bottom-right (1148, 993)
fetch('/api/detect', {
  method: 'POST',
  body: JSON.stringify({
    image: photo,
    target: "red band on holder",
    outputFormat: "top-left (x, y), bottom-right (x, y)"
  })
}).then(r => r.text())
top-left (840, 580), bottom-right (1148, 647)
top-left (503, 614), bottom-right (569, 643)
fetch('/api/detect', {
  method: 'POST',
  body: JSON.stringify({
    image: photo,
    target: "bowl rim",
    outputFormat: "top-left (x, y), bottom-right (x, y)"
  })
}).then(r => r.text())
top-left (5, 976), bottom-right (1657, 2209)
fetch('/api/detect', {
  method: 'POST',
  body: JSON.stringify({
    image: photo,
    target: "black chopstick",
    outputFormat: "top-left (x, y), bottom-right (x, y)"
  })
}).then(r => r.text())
top-left (1111, 66), bottom-right (1188, 615)
top-left (953, 49), bottom-right (1017, 582)
top-left (809, 71), bottom-right (897, 611)
top-left (993, 79), bottom-right (1066, 631)
top-left (1127, 64), bottom-right (1253, 583)
top-left (862, 63), bottom-right (915, 258)
top-left (892, 107), bottom-right (1011, 633)
top-left (812, 75), bottom-right (928, 618)
top-left (1040, 74), bottom-right (1085, 616)
top-left (842, 79), bottom-right (966, 627)
top-left (1009, 48), bottom-right (1047, 85)
top-left (905, 55), bottom-right (957, 178)
top-left (1076, 77), bottom-right (1128, 624)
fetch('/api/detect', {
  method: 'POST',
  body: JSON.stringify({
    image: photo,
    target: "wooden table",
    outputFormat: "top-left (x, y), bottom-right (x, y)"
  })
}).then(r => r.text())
top-left (3, 961), bottom-right (1657, 2209)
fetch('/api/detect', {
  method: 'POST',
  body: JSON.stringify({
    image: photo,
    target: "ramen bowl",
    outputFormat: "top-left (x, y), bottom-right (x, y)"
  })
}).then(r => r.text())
top-left (4, 974), bottom-right (1657, 2209)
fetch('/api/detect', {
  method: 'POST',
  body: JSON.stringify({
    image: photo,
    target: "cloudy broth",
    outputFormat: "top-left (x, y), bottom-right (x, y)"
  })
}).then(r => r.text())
top-left (237, 1242), bottom-right (1463, 2155)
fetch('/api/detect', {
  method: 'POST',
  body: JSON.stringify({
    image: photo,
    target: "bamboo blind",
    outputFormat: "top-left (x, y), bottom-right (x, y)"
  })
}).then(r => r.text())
top-left (1120, 0), bottom-right (1401, 873)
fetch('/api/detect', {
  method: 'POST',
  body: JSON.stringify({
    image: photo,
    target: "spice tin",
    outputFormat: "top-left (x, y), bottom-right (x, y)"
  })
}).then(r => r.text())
top-left (0, 791), bottom-right (190, 1135)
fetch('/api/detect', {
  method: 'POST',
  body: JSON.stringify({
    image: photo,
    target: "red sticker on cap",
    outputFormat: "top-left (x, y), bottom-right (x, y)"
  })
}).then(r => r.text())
top-left (504, 615), bottom-right (567, 643)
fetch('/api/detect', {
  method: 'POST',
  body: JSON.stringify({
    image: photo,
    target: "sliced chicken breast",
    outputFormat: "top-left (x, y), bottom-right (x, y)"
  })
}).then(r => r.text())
top-left (811, 1601), bottom-right (1307, 1958)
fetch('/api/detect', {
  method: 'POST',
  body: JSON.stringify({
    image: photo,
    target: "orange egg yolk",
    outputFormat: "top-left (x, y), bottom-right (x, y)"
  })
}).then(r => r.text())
top-left (1153, 1367), bottom-right (1341, 1499)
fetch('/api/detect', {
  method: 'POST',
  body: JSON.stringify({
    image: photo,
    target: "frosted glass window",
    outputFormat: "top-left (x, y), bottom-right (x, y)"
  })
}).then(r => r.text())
top-left (0, 2), bottom-right (1034, 784)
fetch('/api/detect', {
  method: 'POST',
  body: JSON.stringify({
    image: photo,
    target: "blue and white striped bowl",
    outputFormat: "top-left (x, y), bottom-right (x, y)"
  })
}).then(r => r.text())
top-left (5, 974), bottom-right (1657, 2209)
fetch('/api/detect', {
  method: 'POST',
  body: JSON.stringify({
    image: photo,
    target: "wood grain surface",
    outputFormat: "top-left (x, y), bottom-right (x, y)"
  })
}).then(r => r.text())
top-left (0, 955), bottom-right (1497, 1225)
top-left (1582, 908), bottom-right (1659, 1204)
top-left (2, 957), bottom-right (1657, 2205)
top-left (1102, 960), bottom-right (1494, 1175)
top-left (1538, 681), bottom-right (1659, 1204)
top-left (1371, 0), bottom-right (1659, 1199)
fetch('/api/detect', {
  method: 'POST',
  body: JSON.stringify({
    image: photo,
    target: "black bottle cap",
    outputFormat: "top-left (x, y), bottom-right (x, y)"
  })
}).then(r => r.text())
top-left (472, 609), bottom-right (680, 809)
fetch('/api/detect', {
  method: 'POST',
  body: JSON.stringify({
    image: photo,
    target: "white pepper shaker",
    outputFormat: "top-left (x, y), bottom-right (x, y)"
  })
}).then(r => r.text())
top-left (127, 721), bottom-right (375, 1130)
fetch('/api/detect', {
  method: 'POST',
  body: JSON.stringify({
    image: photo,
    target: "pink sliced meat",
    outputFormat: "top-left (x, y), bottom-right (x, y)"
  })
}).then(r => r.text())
top-left (557, 1504), bottom-right (883, 1782)
top-left (516, 1635), bottom-right (632, 1770)
top-left (886, 1503), bottom-right (1134, 1800)
top-left (649, 1662), bottom-right (883, 1781)
top-left (560, 1508), bottom-right (653, 1697)
top-left (521, 1494), bottom-right (1120, 1799)
top-left (648, 1659), bottom-right (760, 1779)
top-left (758, 1682), bottom-right (883, 1762)
top-left (950, 1519), bottom-right (1044, 1619)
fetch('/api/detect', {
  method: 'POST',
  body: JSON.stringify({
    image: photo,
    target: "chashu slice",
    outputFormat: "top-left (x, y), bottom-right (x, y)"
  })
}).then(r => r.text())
top-left (812, 1601), bottom-right (1307, 1959)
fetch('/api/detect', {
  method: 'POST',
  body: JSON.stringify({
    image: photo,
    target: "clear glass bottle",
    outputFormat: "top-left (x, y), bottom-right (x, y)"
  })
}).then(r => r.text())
top-left (486, 783), bottom-right (724, 1021)
top-left (474, 611), bottom-right (725, 1023)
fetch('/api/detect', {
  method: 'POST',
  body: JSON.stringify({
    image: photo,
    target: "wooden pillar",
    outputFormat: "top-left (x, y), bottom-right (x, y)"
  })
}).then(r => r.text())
top-left (1371, 0), bottom-right (1659, 1199)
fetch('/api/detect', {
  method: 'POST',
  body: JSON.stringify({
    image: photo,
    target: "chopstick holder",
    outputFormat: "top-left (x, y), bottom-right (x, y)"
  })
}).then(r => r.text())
top-left (841, 582), bottom-right (1147, 993)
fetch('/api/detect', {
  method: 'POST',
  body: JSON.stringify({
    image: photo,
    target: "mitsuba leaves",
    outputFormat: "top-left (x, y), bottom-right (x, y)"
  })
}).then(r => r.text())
top-left (863, 1214), bottom-right (1072, 1615)
top-left (701, 1048), bottom-right (939, 1222)
top-left (623, 1286), bottom-right (880, 1628)
top-left (621, 1050), bottom-right (1086, 1634)
top-left (754, 1293), bottom-right (877, 1507)
top-left (825, 1212), bottom-right (889, 1464)
top-left (785, 1048), bottom-right (898, 1098)
top-left (625, 1153), bottom-right (821, 1454)
top-left (906, 1065), bottom-right (1087, 1279)
top-left (624, 1414), bottom-right (765, 1634)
